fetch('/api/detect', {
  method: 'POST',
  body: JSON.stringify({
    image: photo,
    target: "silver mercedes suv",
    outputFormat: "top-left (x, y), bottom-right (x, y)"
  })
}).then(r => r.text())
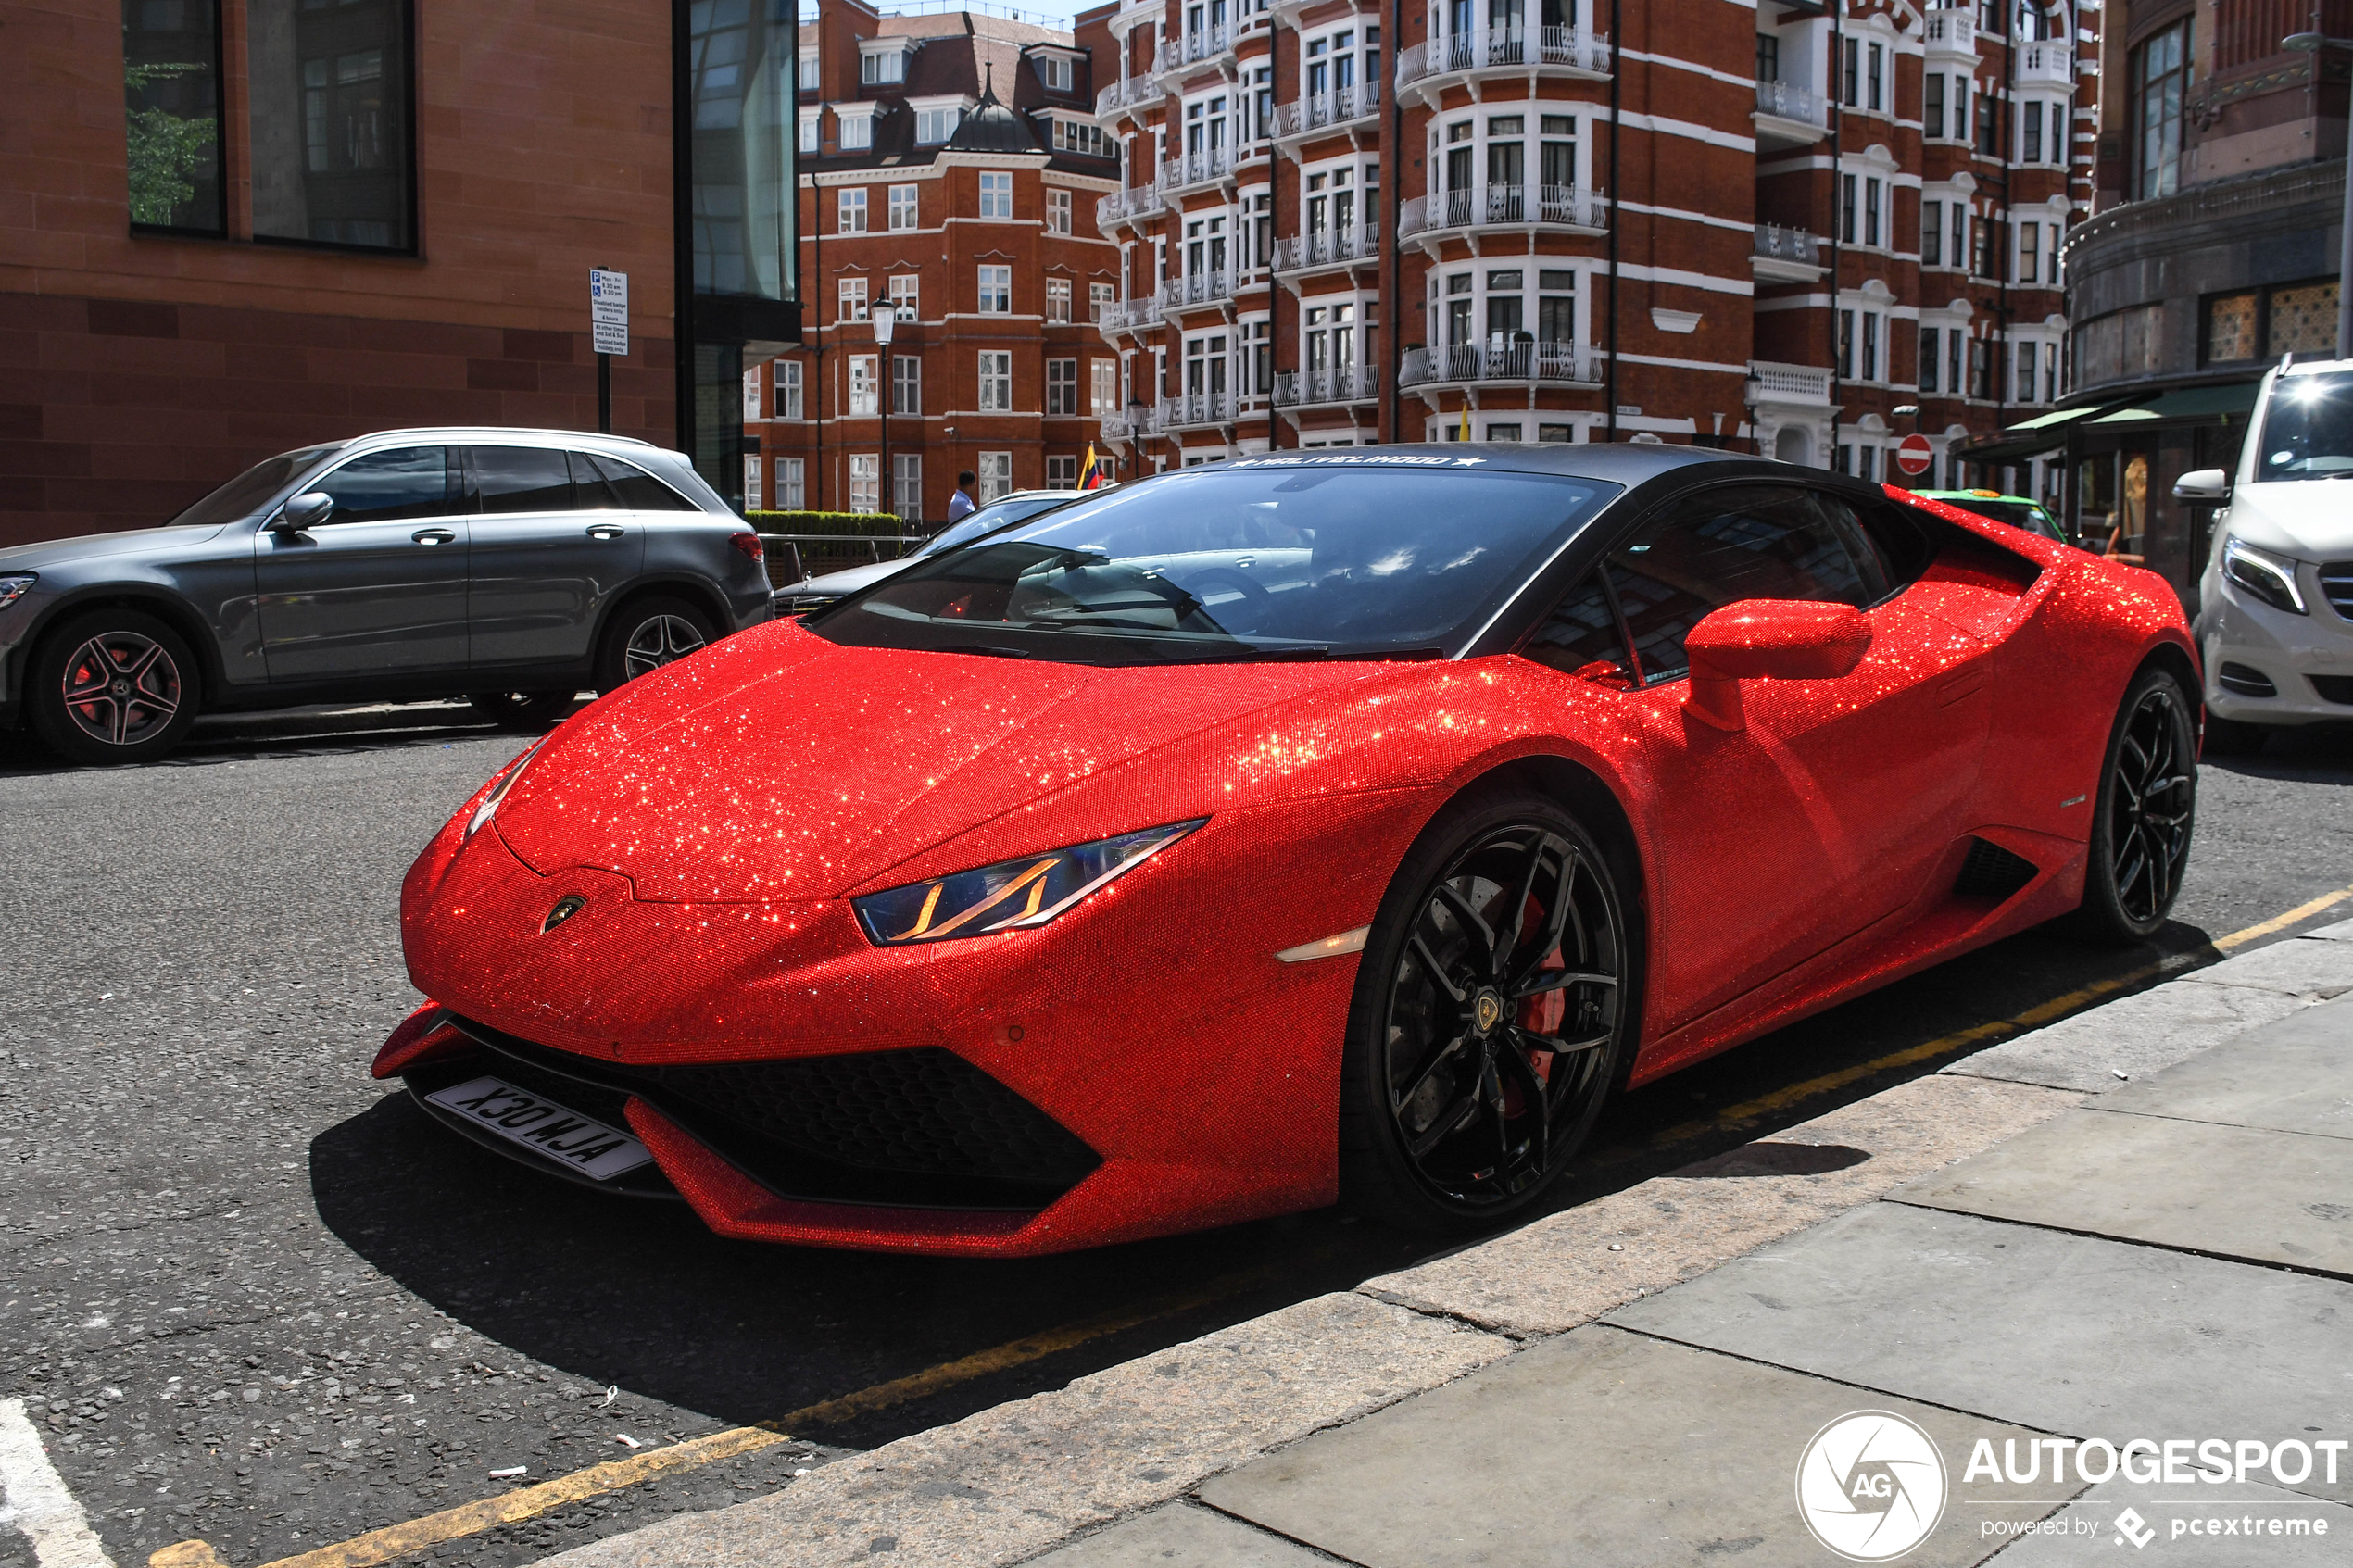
top-left (0, 428), bottom-right (773, 763)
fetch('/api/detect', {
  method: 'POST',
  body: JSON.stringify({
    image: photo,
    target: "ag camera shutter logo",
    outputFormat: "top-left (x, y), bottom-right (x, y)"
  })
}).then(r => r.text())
top-left (1795, 1411), bottom-right (1949, 1562)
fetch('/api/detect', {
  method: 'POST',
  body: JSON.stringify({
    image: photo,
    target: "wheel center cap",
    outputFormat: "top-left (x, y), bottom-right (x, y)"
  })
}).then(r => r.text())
top-left (1472, 988), bottom-right (1505, 1035)
top-left (111, 679), bottom-right (129, 696)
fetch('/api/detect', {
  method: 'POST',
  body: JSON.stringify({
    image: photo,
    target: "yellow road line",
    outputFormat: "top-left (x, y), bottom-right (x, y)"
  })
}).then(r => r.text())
top-left (157, 884), bottom-right (2353, 1568)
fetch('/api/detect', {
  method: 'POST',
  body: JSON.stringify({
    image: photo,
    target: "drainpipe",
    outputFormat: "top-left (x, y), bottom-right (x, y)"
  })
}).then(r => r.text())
top-left (1388, 0), bottom-right (1403, 443)
top-left (1826, 3), bottom-right (1842, 466)
top-left (1604, 0), bottom-right (1621, 442)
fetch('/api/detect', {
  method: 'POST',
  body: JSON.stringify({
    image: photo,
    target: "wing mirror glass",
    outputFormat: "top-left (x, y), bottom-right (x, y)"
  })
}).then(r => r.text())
top-left (1684, 599), bottom-right (1872, 731)
top-left (2172, 468), bottom-right (2231, 504)
top-left (273, 493), bottom-right (333, 532)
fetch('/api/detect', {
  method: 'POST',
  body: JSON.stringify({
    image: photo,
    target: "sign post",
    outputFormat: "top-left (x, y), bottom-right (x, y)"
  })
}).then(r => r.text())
top-left (1896, 433), bottom-right (1934, 479)
top-left (590, 269), bottom-right (629, 434)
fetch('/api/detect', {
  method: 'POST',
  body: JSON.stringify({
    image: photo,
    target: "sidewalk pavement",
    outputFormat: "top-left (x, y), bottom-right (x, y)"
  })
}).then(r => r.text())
top-left (545, 924), bottom-right (2353, 1568)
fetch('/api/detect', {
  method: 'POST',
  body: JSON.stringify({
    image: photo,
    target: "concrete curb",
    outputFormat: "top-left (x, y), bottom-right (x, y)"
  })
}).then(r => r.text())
top-left (537, 931), bottom-right (2353, 1568)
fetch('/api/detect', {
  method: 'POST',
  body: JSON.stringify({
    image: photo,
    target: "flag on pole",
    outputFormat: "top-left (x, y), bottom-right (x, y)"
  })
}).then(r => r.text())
top-left (1078, 445), bottom-right (1106, 490)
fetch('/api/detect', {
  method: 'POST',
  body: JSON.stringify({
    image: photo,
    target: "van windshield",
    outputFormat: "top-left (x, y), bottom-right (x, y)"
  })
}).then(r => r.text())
top-left (168, 445), bottom-right (344, 527)
top-left (2255, 372), bottom-right (2353, 481)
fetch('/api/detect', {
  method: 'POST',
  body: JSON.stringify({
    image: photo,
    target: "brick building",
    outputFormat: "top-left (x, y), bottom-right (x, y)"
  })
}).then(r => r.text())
top-left (3, 0), bottom-right (799, 548)
top-left (1089, 0), bottom-right (2092, 494)
top-left (746, 0), bottom-right (1124, 521)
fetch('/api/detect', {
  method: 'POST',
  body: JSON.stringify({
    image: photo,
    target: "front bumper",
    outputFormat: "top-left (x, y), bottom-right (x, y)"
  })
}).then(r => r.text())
top-left (2197, 561), bottom-right (2353, 725)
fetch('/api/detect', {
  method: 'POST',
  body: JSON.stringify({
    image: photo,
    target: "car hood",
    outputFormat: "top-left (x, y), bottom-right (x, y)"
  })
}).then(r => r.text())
top-left (778, 556), bottom-right (913, 599)
top-left (2222, 483), bottom-right (2353, 559)
top-left (493, 620), bottom-right (1397, 902)
top-left (0, 522), bottom-right (232, 571)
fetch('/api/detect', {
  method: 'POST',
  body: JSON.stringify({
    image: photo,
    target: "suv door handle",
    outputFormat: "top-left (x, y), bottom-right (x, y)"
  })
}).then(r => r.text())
top-left (411, 528), bottom-right (457, 546)
top-left (585, 524), bottom-right (627, 540)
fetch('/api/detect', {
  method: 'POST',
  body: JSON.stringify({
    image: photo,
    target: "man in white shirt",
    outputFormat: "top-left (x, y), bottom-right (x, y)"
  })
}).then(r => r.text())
top-left (946, 470), bottom-right (978, 521)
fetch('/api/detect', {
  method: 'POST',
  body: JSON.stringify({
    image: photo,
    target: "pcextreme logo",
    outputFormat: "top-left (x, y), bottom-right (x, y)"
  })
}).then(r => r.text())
top-left (1795, 1411), bottom-right (1949, 1562)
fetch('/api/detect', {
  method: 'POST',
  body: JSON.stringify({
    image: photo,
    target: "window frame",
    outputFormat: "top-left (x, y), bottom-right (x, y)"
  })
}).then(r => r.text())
top-left (242, 0), bottom-right (420, 256)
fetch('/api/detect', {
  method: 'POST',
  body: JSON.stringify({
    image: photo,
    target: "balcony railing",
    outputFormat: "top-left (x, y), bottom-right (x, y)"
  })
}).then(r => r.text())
top-left (1922, 9), bottom-right (1976, 55)
top-left (1397, 25), bottom-right (1610, 91)
top-left (1159, 145), bottom-right (1232, 193)
top-left (1275, 223), bottom-right (1380, 270)
top-left (1159, 390), bottom-right (1237, 427)
top-left (1747, 360), bottom-right (1833, 405)
top-left (2018, 42), bottom-right (2073, 85)
top-left (1095, 182), bottom-right (1164, 228)
top-left (1095, 295), bottom-right (1159, 334)
top-left (1401, 341), bottom-right (1602, 388)
top-left (1273, 83), bottom-right (1381, 138)
top-left (1154, 22), bottom-right (1232, 75)
top-left (1095, 74), bottom-right (1161, 119)
top-left (1400, 184), bottom-right (1607, 238)
top-left (1273, 365), bottom-right (1382, 406)
top-left (1753, 223), bottom-right (1822, 265)
top-left (1754, 78), bottom-right (1822, 126)
top-left (1160, 270), bottom-right (1234, 311)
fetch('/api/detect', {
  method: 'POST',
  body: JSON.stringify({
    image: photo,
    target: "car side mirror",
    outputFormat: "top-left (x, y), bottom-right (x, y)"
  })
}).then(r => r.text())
top-left (272, 492), bottom-right (333, 533)
top-left (1684, 600), bottom-right (1872, 732)
top-left (2172, 469), bottom-right (2231, 504)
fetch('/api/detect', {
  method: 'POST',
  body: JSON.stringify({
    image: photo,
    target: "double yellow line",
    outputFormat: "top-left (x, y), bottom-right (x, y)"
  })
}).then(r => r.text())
top-left (154, 884), bottom-right (2353, 1568)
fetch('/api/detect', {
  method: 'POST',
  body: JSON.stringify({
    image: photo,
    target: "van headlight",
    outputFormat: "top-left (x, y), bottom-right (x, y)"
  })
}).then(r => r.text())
top-left (2221, 536), bottom-right (2308, 615)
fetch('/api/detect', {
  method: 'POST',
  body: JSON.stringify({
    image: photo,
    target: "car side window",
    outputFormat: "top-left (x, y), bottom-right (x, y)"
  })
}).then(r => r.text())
top-left (568, 451), bottom-right (621, 508)
top-left (585, 453), bottom-right (697, 511)
top-left (1524, 570), bottom-right (1633, 683)
top-left (472, 446), bottom-right (575, 514)
top-left (1605, 484), bottom-right (1888, 684)
top-left (310, 446), bottom-right (453, 524)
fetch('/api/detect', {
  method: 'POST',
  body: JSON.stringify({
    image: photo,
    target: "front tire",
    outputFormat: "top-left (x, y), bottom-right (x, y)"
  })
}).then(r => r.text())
top-left (593, 596), bottom-right (717, 693)
top-left (1339, 786), bottom-right (1636, 1235)
top-left (27, 608), bottom-right (200, 765)
top-left (2075, 664), bottom-right (2197, 943)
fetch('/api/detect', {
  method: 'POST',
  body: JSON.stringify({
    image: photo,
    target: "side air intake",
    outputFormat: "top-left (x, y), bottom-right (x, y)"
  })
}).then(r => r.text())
top-left (1953, 837), bottom-right (2040, 900)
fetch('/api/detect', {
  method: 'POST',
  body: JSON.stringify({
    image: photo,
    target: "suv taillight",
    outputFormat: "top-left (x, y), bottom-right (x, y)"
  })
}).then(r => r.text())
top-left (729, 532), bottom-right (765, 564)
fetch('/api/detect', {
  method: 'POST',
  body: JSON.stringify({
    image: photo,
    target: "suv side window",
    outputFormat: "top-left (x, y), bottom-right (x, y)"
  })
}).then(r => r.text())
top-left (585, 452), bottom-right (697, 511)
top-left (472, 446), bottom-right (575, 513)
top-left (1606, 484), bottom-right (1891, 683)
top-left (310, 446), bottom-right (454, 524)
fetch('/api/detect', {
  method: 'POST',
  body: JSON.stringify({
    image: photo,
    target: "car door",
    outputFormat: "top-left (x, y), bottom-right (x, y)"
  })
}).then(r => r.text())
top-left (253, 445), bottom-right (470, 679)
top-left (1527, 481), bottom-right (1991, 1031)
top-left (464, 445), bottom-right (646, 670)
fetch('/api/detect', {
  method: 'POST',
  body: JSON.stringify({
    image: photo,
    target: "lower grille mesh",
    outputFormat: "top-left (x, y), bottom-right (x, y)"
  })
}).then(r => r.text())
top-left (1954, 837), bottom-right (2040, 900)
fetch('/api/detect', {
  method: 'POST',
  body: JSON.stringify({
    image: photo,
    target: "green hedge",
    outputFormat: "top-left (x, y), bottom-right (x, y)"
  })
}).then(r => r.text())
top-left (746, 510), bottom-right (920, 538)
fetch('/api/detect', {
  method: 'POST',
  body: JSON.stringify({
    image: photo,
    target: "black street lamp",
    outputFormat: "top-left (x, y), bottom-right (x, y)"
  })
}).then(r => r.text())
top-left (874, 307), bottom-right (897, 525)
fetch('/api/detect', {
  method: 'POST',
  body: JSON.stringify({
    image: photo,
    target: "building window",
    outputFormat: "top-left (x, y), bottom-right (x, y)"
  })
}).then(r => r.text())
top-left (776, 359), bottom-right (803, 420)
top-left (978, 351), bottom-right (1012, 410)
top-left (1969, 337), bottom-right (1994, 400)
top-left (123, 0), bottom-right (225, 232)
top-left (799, 114), bottom-right (819, 154)
top-left (1864, 178), bottom-right (1881, 247)
top-left (743, 455), bottom-right (762, 511)
top-left (916, 106), bottom-right (959, 144)
top-left (2133, 19), bottom-right (2188, 199)
top-left (888, 274), bottom-right (919, 320)
top-left (849, 453), bottom-right (879, 513)
top-left (743, 367), bottom-right (762, 421)
top-left (1840, 173), bottom-right (1856, 243)
top-left (1975, 92), bottom-right (2000, 157)
top-left (1919, 327), bottom-right (1941, 394)
top-left (1052, 119), bottom-right (1110, 157)
top-left (2046, 223), bottom-right (2061, 283)
top-left (1047, 454), bottom-right (1079, 489)
top-left (1841, 36), bottom-right (1858, 107)
top-left (1539, 269), bottom-right (1574, 343)
top-left (978, 452), bottom-right (1012, 501)
top-left (1924, 73), bottom-right (1945, 140)
top-left (1857, 445), bottom-right (1877, 482)
top-left (837, 187), bottom-right (867, 233)
top-left (1090, 358), bottom-right (1116, 417)
top-left (246, 0), bottom-right (413, 249)
top-left (2016, 341), bottom-right (2039, 403)
top-left (1047, 187), bottom-right (1072, 234)
top-left (1756, 32), bottom-right (1779, 83)
top-left (1035, 53), bottom-right (1072, 92)
top-left (1922, 199), bottom-right (1944, 267)
top-left (1862, 311), bottom-right (1880, 382)
top-left (848, 355), bottom-right (877, 416)
top-left (1047, 357), bottom-right (1077, 415)
top-left (2208, 279), bottom-right (2344, 362)
top-left (1838, 308), bottom-right (1855, 379)
top-left (1047, 277), bottom-right (1072, 322)
top-left (979, 170), bottom-right (1013, 219)
top-left (2017, 223), bottom-right (2037, 284)
top-left (839, 110), bottom-right (873, 151)
top-left (893, 355), bottom-right (920, 415)
top-left (861, 46), bottom-right (905, 85)
top-left (798, 51), bottom-right (818, 93)
top-left (1947, 331), bottom-right (1963, 397)
top-left (1090, 282), bottom-right (1114, 322)
top-left (838, 277), bottom-right (868, 321)
top-left (977, 265), bottom-right (1012, 313)
top-left (892, 453), bottom-right (921, 521)
top-left (1866, 42), bottom-right (1883, 113)
top-left (1950, 205), bottom-right (1969, 276)
top-left (888, 183), bottom-right (918, 229)
top-left (779, 457), bottom-right (805, 509)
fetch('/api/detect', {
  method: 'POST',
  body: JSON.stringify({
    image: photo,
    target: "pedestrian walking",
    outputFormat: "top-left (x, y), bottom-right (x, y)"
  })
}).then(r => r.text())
top-left (948, 470), bottom-right (978, 521)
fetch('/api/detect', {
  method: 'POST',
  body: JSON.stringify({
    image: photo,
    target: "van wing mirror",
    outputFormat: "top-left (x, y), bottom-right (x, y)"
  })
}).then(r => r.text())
top-left (1684, 600), bottom-right (1872, 731)
top-left (2172, 468), bottom-right (2231, 504)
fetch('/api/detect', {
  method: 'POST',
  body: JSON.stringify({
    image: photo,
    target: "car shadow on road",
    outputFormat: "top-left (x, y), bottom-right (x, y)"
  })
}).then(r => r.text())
top-left (0, 700), bottom-right (528, 777)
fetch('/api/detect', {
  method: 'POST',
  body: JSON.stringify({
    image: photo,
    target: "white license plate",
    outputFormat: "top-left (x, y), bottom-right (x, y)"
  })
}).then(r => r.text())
top-left (424, 1074), bottom-right (654, 1182)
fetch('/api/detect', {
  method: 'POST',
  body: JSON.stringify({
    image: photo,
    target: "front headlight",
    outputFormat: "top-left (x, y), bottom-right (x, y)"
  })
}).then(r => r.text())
top-left (854, 819), bottom-right (1206, 946)
top-left (466, 740), bottom-right (547, 838)
top-left (0, 573), bottom-right (35, 612)
top-left (2221, 536), bottom-right (2309, 615)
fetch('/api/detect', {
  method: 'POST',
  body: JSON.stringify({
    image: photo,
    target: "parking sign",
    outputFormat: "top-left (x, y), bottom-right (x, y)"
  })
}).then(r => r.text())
top-left (590, 269), bottom-right (629, 356)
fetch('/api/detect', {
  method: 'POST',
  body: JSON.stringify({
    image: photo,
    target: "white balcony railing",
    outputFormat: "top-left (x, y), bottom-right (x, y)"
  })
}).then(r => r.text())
top-left (1159, 270), bottom-right (1234, 311)
top-left (1401, 341), bottom-right (1602, 388)
top-left (1273, 83), bottom-right (1381, 138)
top-left (1159, 390), bottom-right (1237, 427)
top-left (1754, 78), bottom-right (1822, 126)
top-left (1095, 182), bottom-right (1164, 228)
top-left (1275, 223), bottom-right (1380, 270)
top-left (2018, 42), bottom-right (2073, 85)
top-left (1154, 22), bottom-right (1233, 75)
top-left (1093, 295), bottom-right (1157, 334)
top-left (1747, 360), bottom-right (1833, 405)
top-left (1397, 25), bottom-right (1610, 90)
top-left (1400, 183), bottom-right (1607, 238)
top-left (1095, 74), bottom-right (1161, 119)
top-left (1923, 9), bottom-right (1977, 56)
top-left (1753, 223), bottom-right (1822, 265)
top-left (1158, 144), bottom-right (1232, 193)
top-left (1273, 365), bottom-right (1382, 406)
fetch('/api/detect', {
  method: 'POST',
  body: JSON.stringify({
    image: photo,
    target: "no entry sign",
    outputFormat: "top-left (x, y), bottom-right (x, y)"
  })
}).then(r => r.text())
top-left (1896, 433), bottom-right (1933, 477)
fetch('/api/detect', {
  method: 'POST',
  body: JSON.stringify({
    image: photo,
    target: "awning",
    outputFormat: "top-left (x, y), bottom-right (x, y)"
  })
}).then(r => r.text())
top-left (1955, 400), bottom-right (2130, 464)
top-left (2083, 381), bottom-right (2262, 424)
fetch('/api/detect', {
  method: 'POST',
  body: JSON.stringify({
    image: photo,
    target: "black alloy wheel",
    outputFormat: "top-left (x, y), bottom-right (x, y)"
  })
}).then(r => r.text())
top-left (27, 608), bottom-right (201, 765)
top-left (2075, 665), bottom-right (2197, 942)
top-left (1341, 787), bottom-right (1634, 1232)
top-left (593, 595), bottom-right (717, 693)
top-left (468, 690), bottom-right (577, 733)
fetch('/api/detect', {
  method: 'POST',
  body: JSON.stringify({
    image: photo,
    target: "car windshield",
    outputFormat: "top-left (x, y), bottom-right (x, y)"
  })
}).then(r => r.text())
top-left (810, 458), bottom-right (1617, 665)
top-left (1943, 497), bottom-right (2062, 539)
top-left (2255, 372), bottom-right (2353, 481)
top-left (167, 445), bottom-right (343, 527)
top-left (913, 493), bottom-right (1082, 557)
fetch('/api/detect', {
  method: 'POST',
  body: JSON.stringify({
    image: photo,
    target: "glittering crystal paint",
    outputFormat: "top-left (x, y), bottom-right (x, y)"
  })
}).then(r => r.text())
top-left (390, 489), bottom-right (2196, 1255)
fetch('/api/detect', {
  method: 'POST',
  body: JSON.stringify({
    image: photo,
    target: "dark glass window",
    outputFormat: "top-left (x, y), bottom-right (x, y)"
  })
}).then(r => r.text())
top-left (1924, 72), bottom-right (1945, 139)
top-left (123, 0), bottom-right (224, 233)
top-left (2133, 19), bottom-right (2189, 200)
top-left (247, 0), bottom-right (412, 250)
top-left (1755, 32), bottom-right (1779, 83)
top-left (472, 446), bottom-right (574, 513)
top-left (1604, 485), bottom-right (1889, 683)
top-left (586, 453), bottom-right (697, 510)
top-left (311, 446), bottom-right (452, 524)
top-left (568, 451), bottom-right (621, 508)
top-left (1524, 571), bottom-right (1629, 680)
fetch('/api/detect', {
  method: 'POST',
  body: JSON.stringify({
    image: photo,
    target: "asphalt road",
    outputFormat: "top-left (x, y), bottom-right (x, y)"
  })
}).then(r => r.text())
top-left (3, 704), bottom-right (2351, 1568)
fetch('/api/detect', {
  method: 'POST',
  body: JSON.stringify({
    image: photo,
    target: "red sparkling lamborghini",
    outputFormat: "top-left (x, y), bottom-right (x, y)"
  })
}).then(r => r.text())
top-left (379, 447), bottom-right (2198, 1256)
